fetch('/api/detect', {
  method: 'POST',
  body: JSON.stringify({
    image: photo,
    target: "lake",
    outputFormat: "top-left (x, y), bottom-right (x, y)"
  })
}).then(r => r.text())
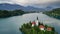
top-left (0, 12), bottom-right (60, 34)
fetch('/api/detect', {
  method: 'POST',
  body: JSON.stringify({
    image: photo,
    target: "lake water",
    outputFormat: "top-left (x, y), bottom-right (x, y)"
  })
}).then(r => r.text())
top-left (0, 13), bottom-right (60, 34)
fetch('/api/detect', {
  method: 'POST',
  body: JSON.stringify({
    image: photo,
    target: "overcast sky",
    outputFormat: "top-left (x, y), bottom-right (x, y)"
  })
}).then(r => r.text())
top-left (0, 0), bottom-right (60, 8)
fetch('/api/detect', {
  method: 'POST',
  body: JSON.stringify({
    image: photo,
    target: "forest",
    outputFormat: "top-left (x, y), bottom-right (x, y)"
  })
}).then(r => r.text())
top-left (0, 10), bottom-right (25, 18)
top-left (43, 8), bottom-right (60, 19)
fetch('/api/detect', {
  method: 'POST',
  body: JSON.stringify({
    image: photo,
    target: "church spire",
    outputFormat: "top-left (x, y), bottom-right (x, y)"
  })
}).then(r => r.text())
top-left (37, 17), bottom-right (38, 20)
top-left (35, 17), bottom-right (39, 26)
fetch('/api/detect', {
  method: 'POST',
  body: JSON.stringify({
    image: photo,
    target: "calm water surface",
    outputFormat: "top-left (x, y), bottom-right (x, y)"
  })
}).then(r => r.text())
top-left (0, 13), bottom-right (60, 34)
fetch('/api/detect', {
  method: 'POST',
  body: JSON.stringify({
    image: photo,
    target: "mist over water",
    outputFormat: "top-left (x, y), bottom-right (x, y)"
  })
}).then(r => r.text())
top-left (0, 13), bottom-right (60, 34)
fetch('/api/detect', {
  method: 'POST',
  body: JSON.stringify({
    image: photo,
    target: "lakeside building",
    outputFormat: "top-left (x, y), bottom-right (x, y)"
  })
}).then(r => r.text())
top-left (31, 17), bottom-right (52, 31)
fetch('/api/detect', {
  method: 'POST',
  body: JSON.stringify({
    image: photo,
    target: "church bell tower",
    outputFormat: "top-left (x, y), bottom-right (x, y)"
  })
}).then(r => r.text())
top-left (36, 17), bottom-right (39, 26)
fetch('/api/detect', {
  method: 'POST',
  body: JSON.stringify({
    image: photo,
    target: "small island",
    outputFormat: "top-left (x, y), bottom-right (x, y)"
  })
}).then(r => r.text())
top-left (19, 17), bottom-right (58, 34)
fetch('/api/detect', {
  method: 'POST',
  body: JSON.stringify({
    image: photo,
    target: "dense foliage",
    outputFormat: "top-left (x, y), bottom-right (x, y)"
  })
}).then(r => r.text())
top-left (20, 22), bottom-right (58, 34)
top-left (43, 8), bottom-right (60, 19)
top-left (0, 10), bottom-right (25, 18)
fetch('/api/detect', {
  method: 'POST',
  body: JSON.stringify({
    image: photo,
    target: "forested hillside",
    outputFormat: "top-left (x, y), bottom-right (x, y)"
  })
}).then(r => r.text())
top-left (0, 10), bottom-right (25, 18)
top-left (43, 8), bottom-right (60, 19)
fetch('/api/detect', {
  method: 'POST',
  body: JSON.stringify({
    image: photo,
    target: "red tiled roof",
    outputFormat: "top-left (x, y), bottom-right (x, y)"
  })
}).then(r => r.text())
top-left (32, 21), bottom-right (36, 24)
top-left (39, 25), bottom-right (45, 28)
top-left (47, 27), bottom-right (52, 31)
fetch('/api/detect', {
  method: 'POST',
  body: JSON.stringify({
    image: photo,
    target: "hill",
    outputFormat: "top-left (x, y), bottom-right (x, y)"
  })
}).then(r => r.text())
top-left (0, 3), bottom-right (45, 11)
top-left (0, 10), bottom-right (25, 18)
top-left (43, 8), bottom-right (60, 19)
top-left (0, 3), bottom-right (24, 10)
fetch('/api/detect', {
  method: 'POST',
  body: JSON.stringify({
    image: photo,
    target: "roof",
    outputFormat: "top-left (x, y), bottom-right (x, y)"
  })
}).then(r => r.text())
top-left (32, 21), bottom-right (36, 24)
top-left (39, 25), bottom-right (45, 28)
top-left (47, 27), bottom-right (52, 31)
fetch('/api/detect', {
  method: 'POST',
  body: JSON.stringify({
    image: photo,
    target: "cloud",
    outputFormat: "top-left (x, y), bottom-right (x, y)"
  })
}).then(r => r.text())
top-left (0, 0), bottom-right (60, 8)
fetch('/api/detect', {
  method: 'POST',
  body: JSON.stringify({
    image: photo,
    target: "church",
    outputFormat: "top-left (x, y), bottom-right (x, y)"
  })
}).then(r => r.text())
top-left (31, 17), bottom-right (52, 31)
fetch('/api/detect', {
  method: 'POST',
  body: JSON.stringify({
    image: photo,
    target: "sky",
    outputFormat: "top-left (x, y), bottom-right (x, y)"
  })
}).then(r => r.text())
top-left (0, 0), bottom-right (60, 8)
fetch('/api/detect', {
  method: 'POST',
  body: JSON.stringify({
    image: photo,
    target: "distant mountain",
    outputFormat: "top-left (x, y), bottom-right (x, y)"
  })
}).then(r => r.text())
top-left (1, 3), bottom-right (58, 11)
top-left (0, 3), bottom-right (25, 10)
top-left (24, 6), bottom-right (45, 11)
top-left (45, 6), bottom-right (60, 11)
top-left (0, 3), bottom-right (45, 11)
top-left (45, 6), bottom-right (53, 10)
